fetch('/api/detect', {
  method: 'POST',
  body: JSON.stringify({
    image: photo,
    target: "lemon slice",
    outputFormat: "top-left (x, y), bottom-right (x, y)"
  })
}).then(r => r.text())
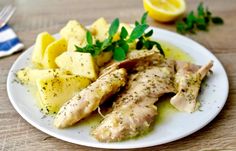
top-left (143, 0), bottom-right (186, 22)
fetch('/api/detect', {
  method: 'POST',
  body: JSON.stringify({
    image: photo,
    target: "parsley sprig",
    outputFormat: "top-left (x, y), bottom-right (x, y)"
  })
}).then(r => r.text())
top-left (176, 3), bottom-right (224, 34)
top-left (75, 12), bottom-right (164, 61)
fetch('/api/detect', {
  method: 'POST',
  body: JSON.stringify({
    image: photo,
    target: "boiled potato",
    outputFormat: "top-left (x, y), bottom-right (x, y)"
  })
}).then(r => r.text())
top-left (67, 38), bottom-right (112, 66)
top-left (67, 37), bottom-right (87, 51)
top-left (89, 17), bottom-right (109, 41)
top-left (55, 51), bottom-right (97, 80)
top-left (36, 75), bottom-right (90, 113)
top-left (60, 20), bottom-right (87, 42)
top-left (94, 51), bottom-right (113, 67)
top-left (31, 32), bottom-right (55, 67)
top-left (16, 67), bottom-right (69, 85)
top-left (89, 19), bottom-right (133, 42)
top-left (43, 38), bottom-right (67, 68)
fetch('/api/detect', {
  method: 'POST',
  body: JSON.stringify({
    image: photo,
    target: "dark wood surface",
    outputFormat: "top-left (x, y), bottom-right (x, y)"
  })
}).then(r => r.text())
top-left (0, 0), bottom-right (236, 150)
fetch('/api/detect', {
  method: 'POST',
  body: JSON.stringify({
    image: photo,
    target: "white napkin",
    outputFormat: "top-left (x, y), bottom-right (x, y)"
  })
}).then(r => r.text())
top-left (0, 24), bottom-right (24, 57)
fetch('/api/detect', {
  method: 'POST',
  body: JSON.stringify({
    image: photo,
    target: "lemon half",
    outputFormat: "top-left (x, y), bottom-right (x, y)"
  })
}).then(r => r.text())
top-left (143, 0), bottom-right (186, 22)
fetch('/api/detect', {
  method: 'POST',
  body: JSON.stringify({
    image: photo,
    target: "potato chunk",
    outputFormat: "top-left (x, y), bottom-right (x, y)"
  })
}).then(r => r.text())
top-left (16, 67), bottom-right (69, 85)
top-left (94, 51), bottom-right (113, 67)
top-left (60, 20), bottom-right (87, 42)
top-left (67, 37), bottom-right (87, 51)
top-left (42, 38), bottom-right (67, 68)
top-left (55, 51), bottom-right (98, 80)
top-left (89, 17), bottom-right (109, 41)
top-left (36, 75), bottom-right (90, 113)
top-left (31, 32), bottom-right (55, 67)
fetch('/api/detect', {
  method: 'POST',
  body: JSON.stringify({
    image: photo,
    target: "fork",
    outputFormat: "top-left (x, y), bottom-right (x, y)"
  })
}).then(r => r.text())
top-left (0, 5), bottom-right (16, 28)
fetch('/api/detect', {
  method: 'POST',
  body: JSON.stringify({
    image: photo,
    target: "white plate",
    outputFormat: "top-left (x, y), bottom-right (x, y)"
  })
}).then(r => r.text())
top-left (7, 27), bottom-right (229, 149)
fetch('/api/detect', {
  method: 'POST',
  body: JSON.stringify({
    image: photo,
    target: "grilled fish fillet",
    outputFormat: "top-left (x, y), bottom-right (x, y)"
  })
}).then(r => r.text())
top-left (91, 60), bottom-right (176, 142)
top-left (170, 61), bottom-right (213, 112)
top-left (54, 68), bottom-right (127, 128)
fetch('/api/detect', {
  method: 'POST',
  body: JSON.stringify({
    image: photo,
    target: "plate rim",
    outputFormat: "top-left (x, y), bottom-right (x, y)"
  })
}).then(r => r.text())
top-left (7, 27), bottom-right (229, 149)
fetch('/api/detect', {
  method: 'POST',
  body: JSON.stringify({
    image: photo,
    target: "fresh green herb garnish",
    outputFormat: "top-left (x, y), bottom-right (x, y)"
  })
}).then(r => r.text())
top-left (211, 17), bottom-right (224, 25)
top-left (86, 31), bottom-right (93, 45)
top-left (141, 12), bottom-right (148, 24)
top-left (120, 27), bottom-right (128, 39)
top-left (108, 18), bottom-right (120, 37)
top-left (134, 13), bottom-right (164, 55)
top-left (127, 24), bottom-right (149, 42)
top-left (176, 2), bottom-right (224, 34)
top-left (113, 47), bottom-right (126, 61)
top-left (75, 12), bottom-right (164, 61)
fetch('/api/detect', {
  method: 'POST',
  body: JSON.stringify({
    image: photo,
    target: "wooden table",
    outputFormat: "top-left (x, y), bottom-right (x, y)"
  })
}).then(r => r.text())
top-left (0, 0), bottom-right (236, 150)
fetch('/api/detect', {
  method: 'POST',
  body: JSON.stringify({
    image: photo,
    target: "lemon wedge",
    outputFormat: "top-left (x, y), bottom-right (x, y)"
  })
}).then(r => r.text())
top-left (143, 0), bottom-right (186, 22)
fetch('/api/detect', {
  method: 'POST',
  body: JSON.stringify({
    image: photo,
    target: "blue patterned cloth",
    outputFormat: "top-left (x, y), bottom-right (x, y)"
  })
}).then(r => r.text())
top-left (0, 24), bottom-right (24, 57)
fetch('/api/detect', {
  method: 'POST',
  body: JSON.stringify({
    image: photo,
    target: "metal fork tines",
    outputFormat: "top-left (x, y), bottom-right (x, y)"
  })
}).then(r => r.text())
top-left (0, 5), bottom-right (16, 28)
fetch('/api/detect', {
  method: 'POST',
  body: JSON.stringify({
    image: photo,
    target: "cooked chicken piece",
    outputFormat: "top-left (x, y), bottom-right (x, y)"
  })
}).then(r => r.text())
top-left (91, 60), bottom-right (176, 142)
top-left (99, 47), bottom-right (164, 77)
top-left (92, 96), bottom-right (158, 142)
top-left (170, 61), bottom-right (213, 113)
top-left (54, 68), bottom-right (127, 128)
